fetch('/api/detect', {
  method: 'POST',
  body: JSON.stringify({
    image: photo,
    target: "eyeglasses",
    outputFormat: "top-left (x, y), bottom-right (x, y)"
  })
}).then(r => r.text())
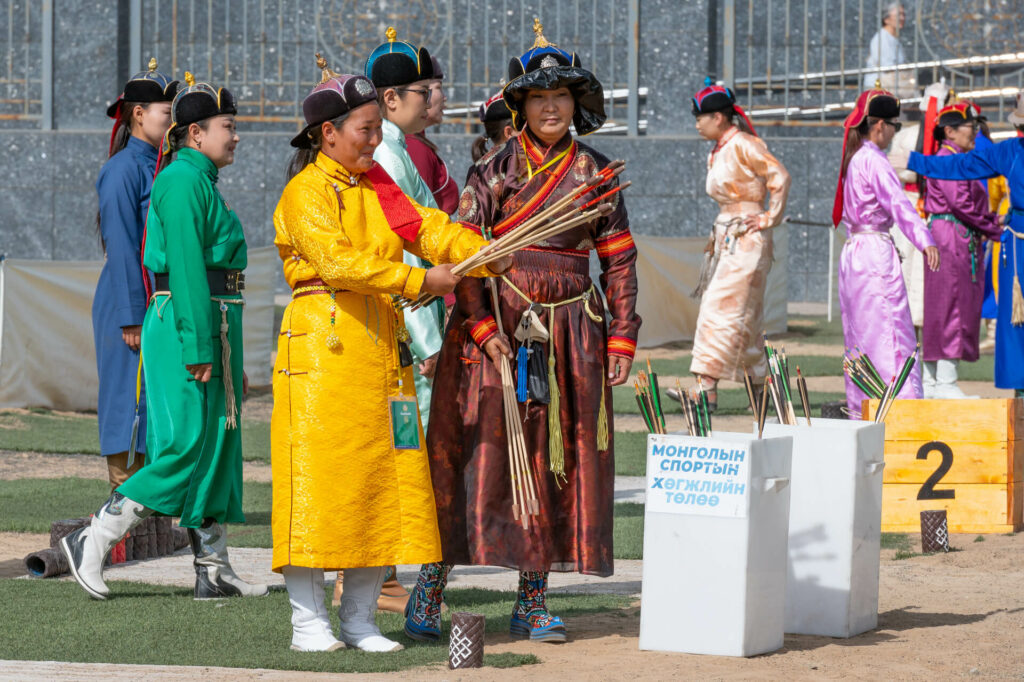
top-left (397, 87), bottom-right (431, 102)
top-left (883, 119), bottom-right (903, 132)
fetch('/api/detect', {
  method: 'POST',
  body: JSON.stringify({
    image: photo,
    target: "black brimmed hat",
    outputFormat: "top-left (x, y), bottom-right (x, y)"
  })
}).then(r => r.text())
top-left (163, 71), bottom-right (237, 155)
top-left (479, 91), bottom-right (512, 123)
top-left (364, 27), bottom-right (435, 88)
top-left (935, 100), bottom-right (981, 130)
top-left (502, 18), bottom-right (605, 136)
top-left (106, 58), bottom-right (178, 118)
top-left (291, 54), bottom-right (378, 149)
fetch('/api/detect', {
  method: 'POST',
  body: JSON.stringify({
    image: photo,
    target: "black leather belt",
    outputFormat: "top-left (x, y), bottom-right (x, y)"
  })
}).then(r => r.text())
top-left (153, 269), bottom-right (245, 294)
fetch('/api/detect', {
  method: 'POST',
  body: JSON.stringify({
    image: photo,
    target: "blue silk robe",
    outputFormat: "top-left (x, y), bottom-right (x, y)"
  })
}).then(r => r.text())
top-left (92, 136), bottom-right (155, 455)
top-left (373, 118), bottom-right (447, 427)
top-left (909, 139), bottom-right (1024, 389)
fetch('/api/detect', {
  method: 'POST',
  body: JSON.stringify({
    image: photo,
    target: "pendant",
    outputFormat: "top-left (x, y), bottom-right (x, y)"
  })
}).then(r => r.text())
top-left (398, 341), bottom-right (414, 367)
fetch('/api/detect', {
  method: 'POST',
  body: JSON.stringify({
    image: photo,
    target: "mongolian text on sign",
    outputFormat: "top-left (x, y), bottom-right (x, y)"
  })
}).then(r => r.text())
top-left (646, 434), bottom-right (750, 518)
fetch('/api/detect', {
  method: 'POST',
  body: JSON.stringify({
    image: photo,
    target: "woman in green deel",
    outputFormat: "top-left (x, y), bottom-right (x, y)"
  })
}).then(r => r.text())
top-left (62, 72), bottom-right (268, 601)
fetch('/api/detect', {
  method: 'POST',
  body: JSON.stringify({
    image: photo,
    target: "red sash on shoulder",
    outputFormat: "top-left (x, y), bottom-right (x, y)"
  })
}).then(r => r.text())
top-left (364, 162), bottom-right (423, 242)
top-left (491, 136), bottom-right (577, 238)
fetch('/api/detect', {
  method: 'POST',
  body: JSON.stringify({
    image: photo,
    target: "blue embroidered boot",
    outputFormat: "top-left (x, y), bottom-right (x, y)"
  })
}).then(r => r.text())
top-left (510, 571), bottom-right (567, 643)
top-left (404, 562), bottom-right (450, 642)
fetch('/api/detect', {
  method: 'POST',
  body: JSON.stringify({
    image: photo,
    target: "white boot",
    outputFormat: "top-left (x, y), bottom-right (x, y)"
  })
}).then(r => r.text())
top-left (283, 566), bottom-right (345, 652)
top-left (338, 566), bottom-right (404, 652)
top-left (60, 492), bottom-right (151, 600)
top-left (933, 359), bottom-right (979, 399)
top-left (188, 521), bottom-right (270, 599)
top-left (922, 361), bottom-right (937, 399)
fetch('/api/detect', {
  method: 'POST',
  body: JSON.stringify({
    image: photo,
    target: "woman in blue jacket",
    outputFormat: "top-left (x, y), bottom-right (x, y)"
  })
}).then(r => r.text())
top-left (93, 59), bottom-right (176, 489)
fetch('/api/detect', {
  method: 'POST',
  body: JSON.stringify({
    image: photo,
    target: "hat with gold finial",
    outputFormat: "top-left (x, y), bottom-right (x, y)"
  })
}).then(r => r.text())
top-left (502, 18), bottom-right (605, 135)
top-left (291, 53), bottom-right (378, 148)
top-left (106, 57), bottom-right (178, 118)
top-left (162, 71), bottom-right (237, 155)
top-left (364, 26), bottom-right (435, 88)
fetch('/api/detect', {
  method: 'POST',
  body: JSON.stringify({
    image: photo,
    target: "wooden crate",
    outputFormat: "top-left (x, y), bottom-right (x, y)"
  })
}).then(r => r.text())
top-left (863, 398), bottom-right (1024, 534)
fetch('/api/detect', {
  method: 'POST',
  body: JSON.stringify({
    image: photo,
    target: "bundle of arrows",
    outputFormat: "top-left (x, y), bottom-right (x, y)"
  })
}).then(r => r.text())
top-left (843, 344), bottom-right (919, 423)
top-left (400, 161), bottom-right (629, 311)
top-left (754, 335), bottom-right (812, 436)
top-left (673, 377), bottom-right (714, 437)
top-left (635, 359), bottom-right (667, 434)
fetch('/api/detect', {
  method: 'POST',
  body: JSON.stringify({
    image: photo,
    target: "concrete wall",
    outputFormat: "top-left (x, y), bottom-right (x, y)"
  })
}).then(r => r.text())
top-left (0, 130), bottom-right (841, 303)
top-left (0, 0), bottom-right (844, 302)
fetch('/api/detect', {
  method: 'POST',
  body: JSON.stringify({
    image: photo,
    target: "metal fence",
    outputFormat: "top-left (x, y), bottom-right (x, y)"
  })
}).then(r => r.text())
top-left (724, 0), bottom-right (1024, 126)
top-left (0, 0), bottom-right (45, 126)
top-left (1, 0), bottom-right (641, 134)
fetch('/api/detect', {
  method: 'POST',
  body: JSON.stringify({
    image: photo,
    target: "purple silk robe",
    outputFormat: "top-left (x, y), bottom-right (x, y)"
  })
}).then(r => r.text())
top-left (921, 142), bottom-right (1002, 362)
top-left (839, 141), bottom-right (936, 416)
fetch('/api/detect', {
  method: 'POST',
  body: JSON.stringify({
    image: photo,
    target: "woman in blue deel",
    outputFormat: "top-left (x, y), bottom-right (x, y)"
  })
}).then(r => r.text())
top-left (909, 125), bottom-right (1022, 396)
top-left (93, 59), bottom-right (176, 489)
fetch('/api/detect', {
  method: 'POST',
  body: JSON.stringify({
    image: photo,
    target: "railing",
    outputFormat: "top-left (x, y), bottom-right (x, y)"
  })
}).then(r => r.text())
top-left (723, 0), bottom-right (1024, 126)
top-left (0, 0), bottom-right (642, 134)
top-left (0, 0), bottom-right (45, 127)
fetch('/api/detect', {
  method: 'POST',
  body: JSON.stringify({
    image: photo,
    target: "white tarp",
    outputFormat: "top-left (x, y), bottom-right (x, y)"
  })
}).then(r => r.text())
top-left (0, 246), bottom-right (277, 411)
top-left (633, 230), bottom-right (787, 348)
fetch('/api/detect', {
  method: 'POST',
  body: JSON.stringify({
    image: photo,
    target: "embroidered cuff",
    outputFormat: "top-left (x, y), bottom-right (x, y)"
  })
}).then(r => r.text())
top-left (595, 231), bottom-right (636, 259)
top-left (402, 266), bottom-right (427, 300)
top-left (607, 335), bottom-right (637, 359)
top-left (469, 316), bottom-right (499, 346)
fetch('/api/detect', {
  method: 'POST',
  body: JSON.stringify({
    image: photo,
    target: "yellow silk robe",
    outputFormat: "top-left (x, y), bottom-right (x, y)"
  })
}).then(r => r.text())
top-left (270, 152), bottom-right (489, 571)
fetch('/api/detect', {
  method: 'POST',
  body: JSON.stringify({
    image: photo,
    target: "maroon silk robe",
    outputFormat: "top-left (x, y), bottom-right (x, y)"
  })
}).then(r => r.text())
top-left (427, 130), bottom-right (640, 577)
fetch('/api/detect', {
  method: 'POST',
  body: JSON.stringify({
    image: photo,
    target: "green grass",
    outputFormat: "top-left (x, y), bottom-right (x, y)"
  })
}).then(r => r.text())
top-left (614, 432), bottom-right (647, 477)
top-left (614, 385), bottom-right (846, 417)
top-left (613, 503), bottom-right (644, 560)
top-left (880, 532), bottom-right (912, 552)
top-left (646, 353), bottom-right (844, 378)
top-left (0, 477), bottom-right (643, 560)
top-left (0, 410), bottom-right (272, 463)
top-left (0, 411), bottom-right (102, 455)
top-left (0, 580), bottom-right (634, 672)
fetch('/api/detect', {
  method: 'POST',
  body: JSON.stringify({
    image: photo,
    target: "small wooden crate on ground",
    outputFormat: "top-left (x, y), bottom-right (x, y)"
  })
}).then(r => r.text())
top-left (863, 398), bottom-right (1023, 534)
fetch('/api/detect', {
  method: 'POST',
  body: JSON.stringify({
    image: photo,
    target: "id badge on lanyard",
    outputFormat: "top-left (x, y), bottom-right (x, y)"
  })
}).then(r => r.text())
top-left (388, 395), bottom-right (421, 450)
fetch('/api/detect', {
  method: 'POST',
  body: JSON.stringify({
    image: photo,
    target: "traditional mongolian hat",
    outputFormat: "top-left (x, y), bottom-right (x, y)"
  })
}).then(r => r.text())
top-left (934, 100), bottom-right (981, 131)
top-left (291, 54), bottom-right (378, 148)
top-left (106, 58), bottom-right (178, 118)
top-left (690, 77), bottom-right (757, 136)
top-left (163, 71), bottom-right (237, 155)
top-left (479, 91), bottom-right (512, 123)
top-left (831, 87), bottom-right (900, 226)
top-left (364, 27), bottom-right (435, 88)
top-left (106, 58), bottom-right (178, 155)
top-left (430, 56), bottom-right (445, 81)
top-left (502, 18), bottom-right (605, 136)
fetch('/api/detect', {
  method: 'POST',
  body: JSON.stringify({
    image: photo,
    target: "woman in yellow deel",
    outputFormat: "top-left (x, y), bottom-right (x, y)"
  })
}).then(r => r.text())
top-left (270, 57), bottom-right (508, 654)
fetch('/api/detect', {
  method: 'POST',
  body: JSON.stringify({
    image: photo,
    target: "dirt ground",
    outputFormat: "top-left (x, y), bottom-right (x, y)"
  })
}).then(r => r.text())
top-left (2, 528), bottom-right (1022, 678)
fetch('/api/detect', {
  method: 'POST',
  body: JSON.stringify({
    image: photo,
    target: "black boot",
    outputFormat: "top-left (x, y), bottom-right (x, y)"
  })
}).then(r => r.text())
top-left (188, 519), bottom-right (269, 599)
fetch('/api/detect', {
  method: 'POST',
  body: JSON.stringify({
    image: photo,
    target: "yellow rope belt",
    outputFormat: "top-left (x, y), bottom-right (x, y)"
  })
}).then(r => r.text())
top-left (500, 276), bottom-right (609, 480)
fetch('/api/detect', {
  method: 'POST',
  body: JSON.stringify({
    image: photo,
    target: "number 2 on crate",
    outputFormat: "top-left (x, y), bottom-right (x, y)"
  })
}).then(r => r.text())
top-left (916, 441), bottom-right (955, 501)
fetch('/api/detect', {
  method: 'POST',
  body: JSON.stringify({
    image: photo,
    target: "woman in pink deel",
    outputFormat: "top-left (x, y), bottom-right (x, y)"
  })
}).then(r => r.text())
top-left (832, 88), bottom-right (940, 417)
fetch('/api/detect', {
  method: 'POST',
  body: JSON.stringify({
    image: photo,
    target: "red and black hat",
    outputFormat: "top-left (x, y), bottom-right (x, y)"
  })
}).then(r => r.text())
top-left (935, 100), bottom-right (981, 131)
top-left (691, 78), bottom-right (757, 136)
top-left (502, 18), bottom-right (605, 136)
top-left (162, 71), bottom-right (237, 155)
top-left (832, 88), bottom-right (900, 226)
top-left (291, 55), bottom-right (378, 149)
top-left (364, 27), bottom-right (435, 89)
top-left (106, 58), bottom-right (178, 118)
top-left (479, 91), bottom-right (512, 123)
